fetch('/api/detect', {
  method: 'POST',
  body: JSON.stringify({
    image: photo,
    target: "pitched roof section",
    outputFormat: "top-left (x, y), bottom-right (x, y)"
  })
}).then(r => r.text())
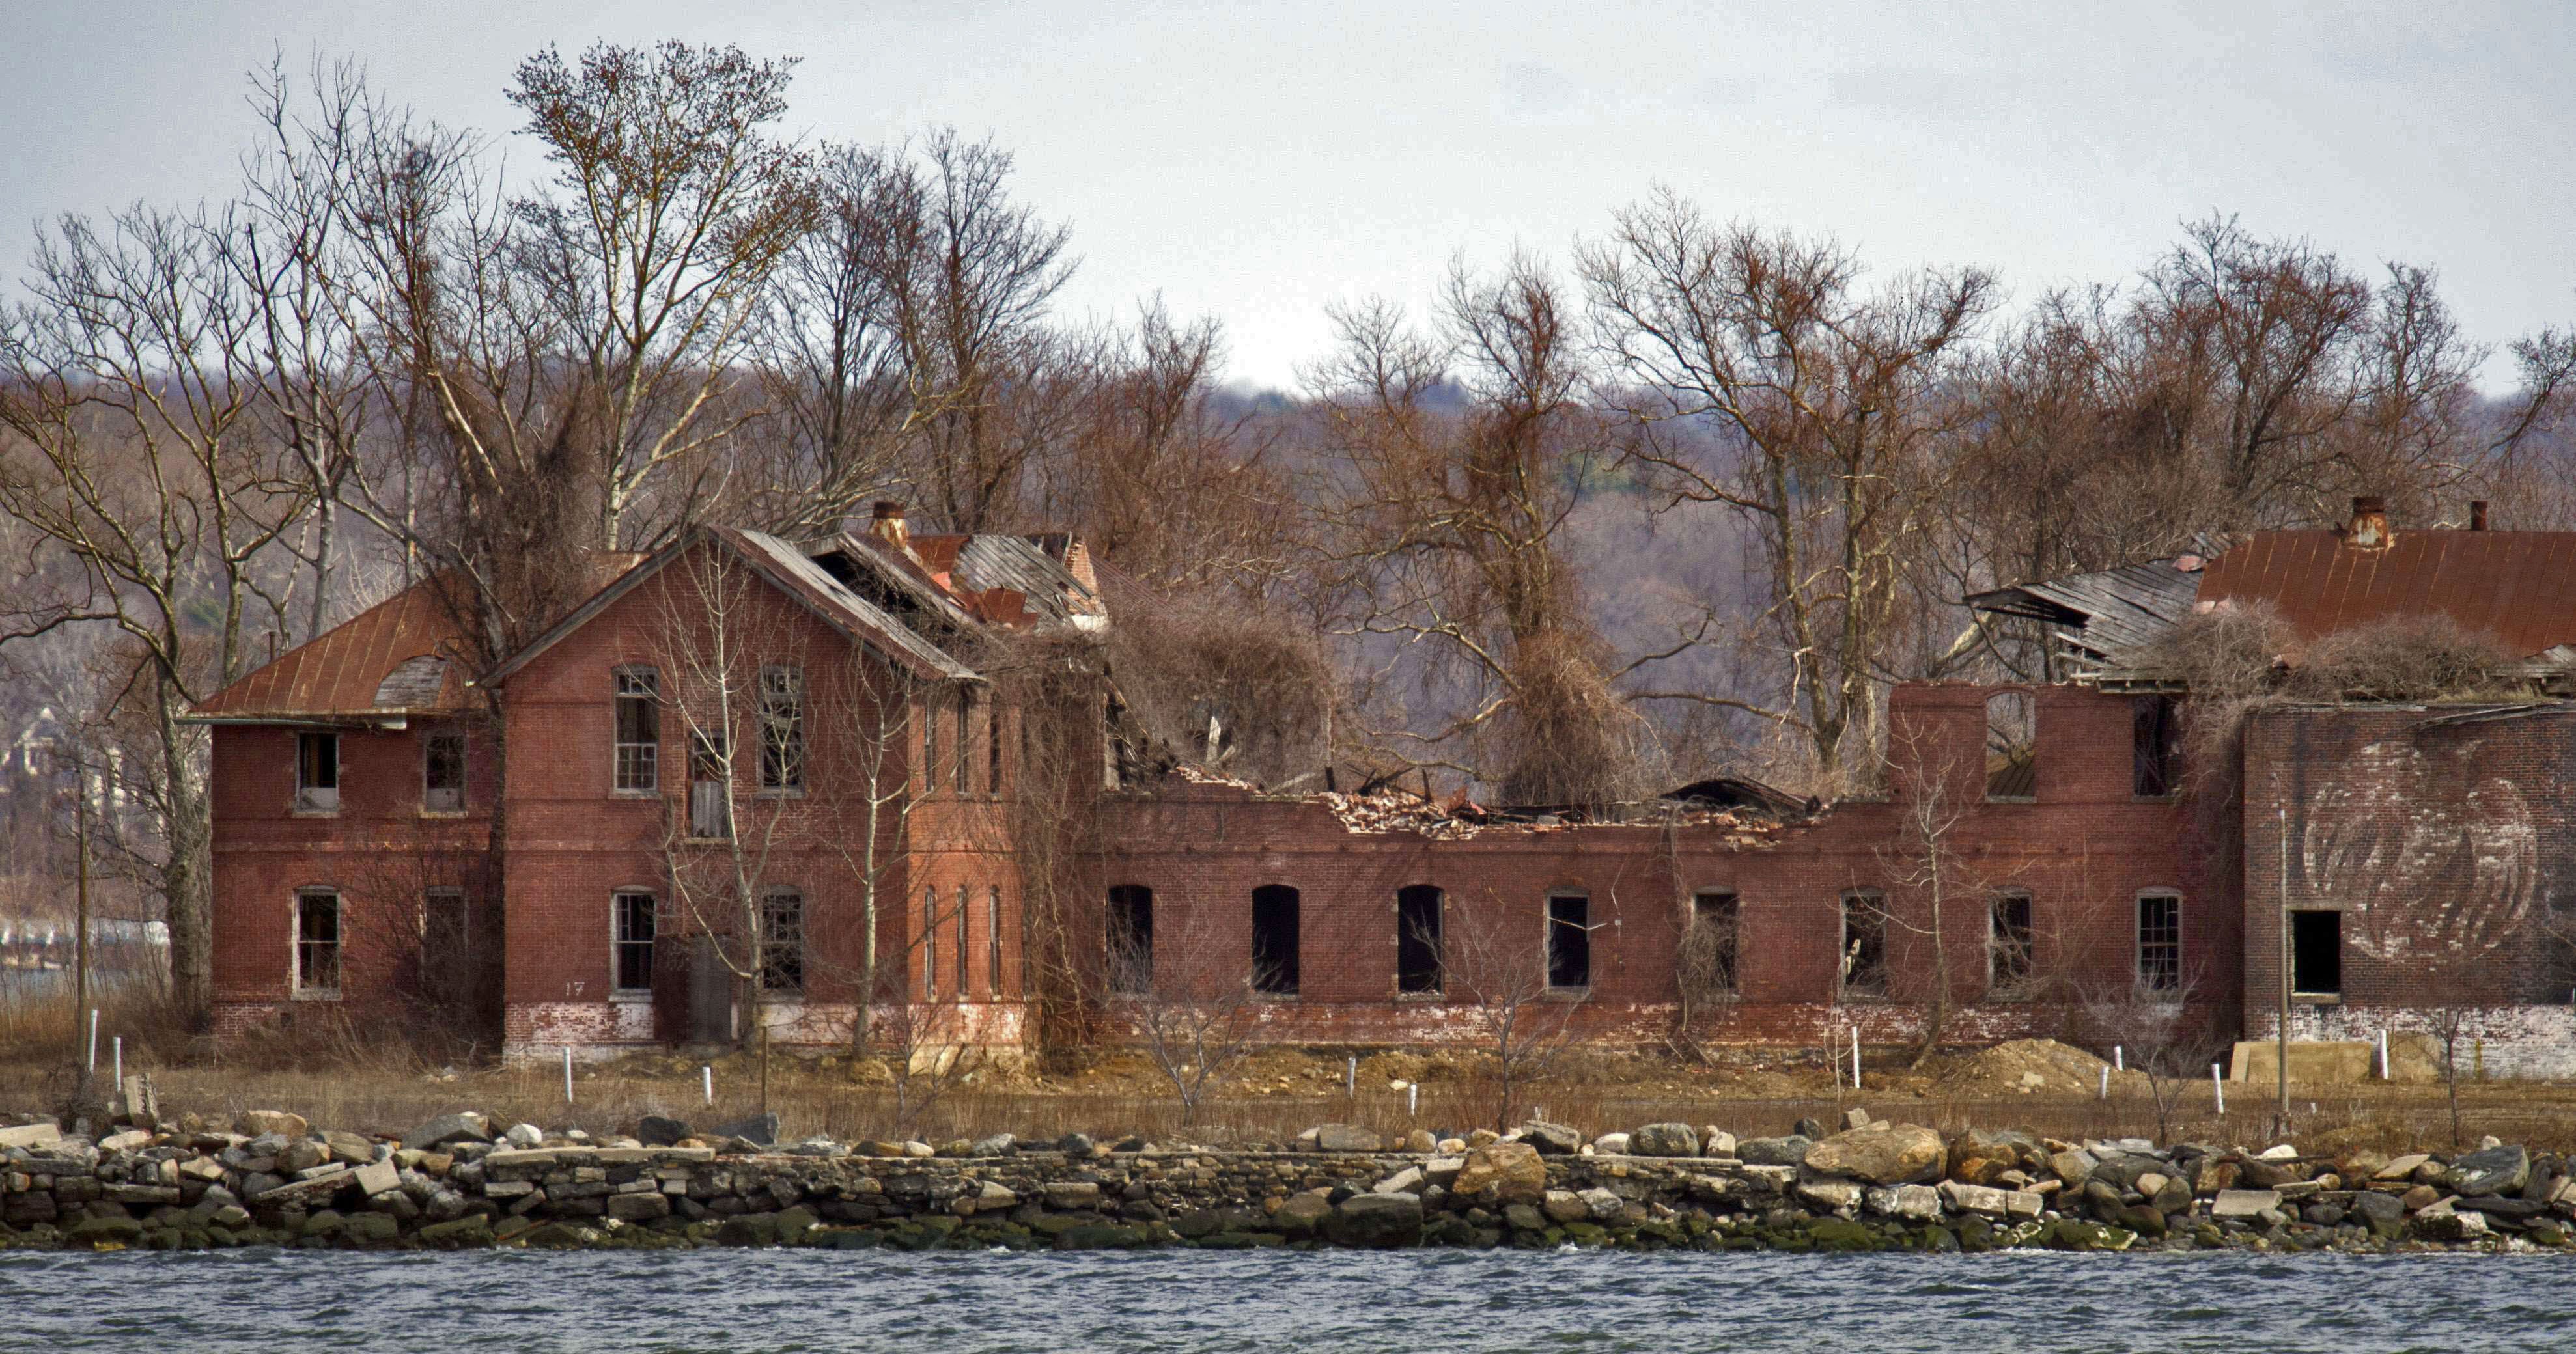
top-left (2195, 529), bottom-right (2576, 660)
top-left (1966, 559), bottom-right (2203, 670)
top-left (483, 527), bottom-right (979, 688)
top-left (191, 580), bottom-right (470, 722)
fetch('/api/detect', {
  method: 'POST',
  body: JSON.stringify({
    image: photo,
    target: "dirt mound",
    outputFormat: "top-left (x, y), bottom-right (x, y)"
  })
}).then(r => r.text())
top-left (1944, 1039), bottom-right (2115, 1095)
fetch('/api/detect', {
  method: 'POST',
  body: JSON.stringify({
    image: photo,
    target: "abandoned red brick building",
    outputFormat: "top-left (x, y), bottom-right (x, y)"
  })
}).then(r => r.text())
top-left (192, 496), bottom-right (2576, 1068)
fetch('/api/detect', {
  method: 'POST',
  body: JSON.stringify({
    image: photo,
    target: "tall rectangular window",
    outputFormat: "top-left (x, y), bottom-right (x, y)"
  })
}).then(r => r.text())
top-left (1547, 893), bottom-right (1591, 990)
top-left (294, 889), bottom-right (341, 996)
top-left (2291, 910), bottom-right (2343, 996)
top-left (1989, 892), bottom-right (2034, 995)
top-left (922, 696), bottom-right (940, 794)
top-left (613, 668), bottom-right (660, 792)
top-left (988, 703), bottom-right (1004, 796)
top-left (988, 886), bottom-right (1005, 997)
top-left (423, 728), bottom-right (466, 812)
top-left (1984, 691), bottom-right (2036, 800)
top-left (688, 731), bottom-right (731, 839)
top-left (295, 732), bottom-right (340, 813)
top-left (919, 888), bottom-right (940, 999)
top-left (758, 666), bottom-right (804, 792)
top-left (2133, 695), bottom-right (2181, 797)
top-left (1688, 891), bottom-right (1739, 995)
top-left (955, 883), bottom-right (971, 999)
top-left (613, 891), bottom-right (656, 994)
top-left (1841, 891), bottom-right (1888, 999)
top-left (2137, 892), bottom-right (2181, 993)
top-left (1108, 885), bottom-right (1153, 995)
top-left (1396, 885), bottom-right (1443, 994)
top-left (759, 889), bottom-right (804, 993)
top-left (1251, 885), bottom-right (1300, 995)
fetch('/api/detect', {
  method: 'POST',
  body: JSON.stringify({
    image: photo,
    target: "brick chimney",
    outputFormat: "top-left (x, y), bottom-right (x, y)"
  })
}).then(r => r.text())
top-left (2470, 500), bottom-right (2489, 531)
top-left (2345, 495), bottom-right (2391, 549)
top-left (869, 501), bottom-right (910, 551)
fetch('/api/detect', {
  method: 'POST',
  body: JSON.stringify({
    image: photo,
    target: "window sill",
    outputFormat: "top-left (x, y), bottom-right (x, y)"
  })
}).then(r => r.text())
top-left (418, 808), bottom-right (469, 820)
top-left (2292, 992), bottom-right (2343, 1005)
top-left (2133, 794), bottom-right (2182, 804)
top-left (754, 788), bottom-right (807, 800)
top-left (1840, 991), bottom-right (1890, 1004)
top-left (1395, 989), bottom-right (1445, 1002)
top-left (290, 989), bottom-right (341, 1002)
top-left (609, 789), bottom-right (659, 800)
top-left (609, 991), bottom-right (654, 1003)
top-left (290, 809), bottom-right (341, 820)
top-left (1543, 986), bottom-right (1590, 1001)
top-left (1983, 795), bottom-right (2037, 805)
top-left (680, 836), bottom-right (735, 847)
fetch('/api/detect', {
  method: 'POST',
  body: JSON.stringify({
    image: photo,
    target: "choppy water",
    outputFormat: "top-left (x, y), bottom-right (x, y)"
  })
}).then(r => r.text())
top-left (3, 1248), bottom-right (2568, 1352)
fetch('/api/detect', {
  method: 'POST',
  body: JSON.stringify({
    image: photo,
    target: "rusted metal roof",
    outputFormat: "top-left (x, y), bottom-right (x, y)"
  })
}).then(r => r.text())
top-left (484, 528), bottom-right (979, 687)
top-left (191, 581), bottom-right (469, 722)
top-left (2195, 529), bottom-right (2576, 659)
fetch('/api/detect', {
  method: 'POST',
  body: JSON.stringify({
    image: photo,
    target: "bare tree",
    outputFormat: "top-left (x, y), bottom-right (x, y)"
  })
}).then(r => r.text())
top-left (1111, 899), bottom-right (1268, 1129)
top-left (2079, 969), bottom-right (2226, 1144)
top-left (1873, 721), bottom-right (1989, 1067)
top-left (1582, 192), bottom-right (1997, 791)
top-left (1434, 895), bottom-right (1587, 1131)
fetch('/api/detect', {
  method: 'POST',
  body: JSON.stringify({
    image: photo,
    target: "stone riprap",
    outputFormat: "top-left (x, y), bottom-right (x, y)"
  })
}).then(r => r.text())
top-left (4, 1110), bottom-right (2573, 1255)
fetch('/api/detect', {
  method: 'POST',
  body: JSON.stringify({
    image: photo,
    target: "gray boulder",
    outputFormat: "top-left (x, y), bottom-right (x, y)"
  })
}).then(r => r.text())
top-left (969, 1133), bottom-right (1018, 1157)
top-left (637, 1115), bottom-right (691, 1147)
top-left (2442, 1145), bottom-right (2530, 1198)
top-left (1515, 1122), bottom-right (1584, 1155)
top-left (1312, 1123), bottom-right (1384, 1153)
top-left (1737, 1135), bottom-right (1812, 1167)
top-left (1630, 1123), bottom-right (1701, 1157)
top-left (402, 1112), bottom-right (491, 1151)
top-left (713, 1112), bottom-right (779, 1146)
top-left (2090, 1152), bottom-right (2161, 1193)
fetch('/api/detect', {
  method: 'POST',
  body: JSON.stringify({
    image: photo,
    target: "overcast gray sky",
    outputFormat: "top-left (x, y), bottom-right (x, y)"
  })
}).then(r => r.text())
top-left (5, 0), bottom-right (2569, 389)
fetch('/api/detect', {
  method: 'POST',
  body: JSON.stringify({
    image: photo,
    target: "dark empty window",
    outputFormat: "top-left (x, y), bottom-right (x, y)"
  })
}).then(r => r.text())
top-left (1989, 892), bottom-right (2034, 995)
top-left (1985, 691), bottom-right (2036, 799)
top-left (2133, 695), bottom-right (2181, 797)
top-left (1107, 885), bottom-right (1153, 994)
top-left (688, 731), bottom-right (731, 839)
top-left (759, 889), bottom-right (804, 993)
top-left (922, 887), bottom-right (939, 999)
top-left (955, 883), bottom-right (971, 999)
top-left (1396, 885), bottom-right (1443, 994)
top-left (2138, 892), bottom-right (2181, 992)
top-left (1687, 891), bottom-right (1739, 995)
top-left (613, 891), bottom-right (656, 993)
top-left (1547, 894), bottom-right (1591, 990)
top-left (988, 702), bottom-right (1004, 795)
top-left (613, 668), bottom-right (660, 792)
top-left (1841, 892), bottom-right (1887, 999)
top-left (1252, 885), bottom-right (1300, 995)
top-left (296, 732), bottom-right (339, 812)
top-left (988, 886), bottom-right (1005, 996)
top-left (423, 728), bottom-right (466, 812)
top-left (294, 889), bottom-right (340, 995)
top-left (2291, 910), bottom-right (2342, 997)
top-left (955, 691), bottom-right (972, 792)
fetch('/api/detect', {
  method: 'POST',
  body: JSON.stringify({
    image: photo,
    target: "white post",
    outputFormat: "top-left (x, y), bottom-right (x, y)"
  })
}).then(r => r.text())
top-left (112, 1036), bottom-right (121, 1098)
top-left (2098, 1066), bottom-right (2108, 1101)
top-left (703, 1066), bottom-right (714, 1106)
top-left (1407, 1084), bottom-right (1418, 1117)
top-left (1346, 1055), bottom-right (1357, 1100)
top-left (2114, 1045), bottom-right (2124, 1072)
top-left (1850, 1026), bottom-right (1862, 1092)
top-left (2377, 1030), bottom-right (2390, 1080)
top-left (2212, 1063), bottom-right (2226, 1116)
top-left (563, 1045), bottom-right (575, 1104)
top-left (86, 1008), bottom-right (98, 1073)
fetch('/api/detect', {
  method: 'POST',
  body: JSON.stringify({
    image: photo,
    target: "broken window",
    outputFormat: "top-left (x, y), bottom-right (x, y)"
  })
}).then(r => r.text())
top-left (2132, 695), bottom-right (2181, 797)
top-left (1840, 891), bottom-right (1888, 999)
top-left (1989, 892), bottom-right (2034, 996)
top-left (295, 731), bottom-right (339, 813)
top-left (423, 727), bottom-right (466, 812)
top-left (2291, 910), bottom-right (2342, 997)
top-left (613, 891), bottom-right (656, 994)
top-left (955, 883), bottom-right (971, 998)
top-left (294, 889), bottom-right (340, 995)
top-left (688, 731), bottom-right (731, 839)
top-left (1396, 885), bottom-right (1443, 995)
top-left (758, 666), bottom-right (804, 792)
top-left (759, 889), bottom-right (804, 993)
top-left (1547, 893), bottom-right (1592, 990)
top-left (613, 667), bottom-right (660, 792)
top-left (988, 886), bottom-right (1005, 996)
top-left (1686, 891), bottom-right (1739, 996)
top-left (988, 702), bottom-right (1004, 795)
top-left (2137, 892), bottom-right (2181, 993)
top-left (1251, 884), bottom-right (1300, 995)
top-left (1984, 691), bottom-right (2036, 800)
top-left (1107, 885), bottom-right (1153, 994)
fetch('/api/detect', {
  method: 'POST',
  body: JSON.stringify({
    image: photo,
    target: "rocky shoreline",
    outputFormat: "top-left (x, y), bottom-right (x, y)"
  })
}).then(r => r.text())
top-left (5, 1107), bottom-right (2571, 1256)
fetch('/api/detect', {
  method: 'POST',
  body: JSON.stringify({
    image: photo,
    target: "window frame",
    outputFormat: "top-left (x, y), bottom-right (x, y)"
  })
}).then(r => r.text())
top-left (292, 888), bottom-right (341, 999)
top-left (1839, 889), bottom-right (1889, 1001)
top-left (1987, 890), bottom-right (2035, 999)
top-left (294, 730), bottom-right (341, 815)
top-left (1689, 889), bottom-right (1741, 997)
top-left (954, 883), bottom-right (971, 1000)
top-left (611, 889), bottom-right (658, 998)
top-left (1106, 885), bottom-right (1153, 996)
top-left (758, 888), bottom-right (805, 995)
top-left (687, 728), bottom-right (733, 840)
top-left (988, 885), bottom-right (1005, 997)
top-left (2136, 891), bottom-right (2183, 995)
top-left (1250, 884), bottom-right (1302, 997)
top-left (2290, 908), bottom-right (2344, 1001)
top-left (422, 726), bottom-right (467, 814)
top-left (757, 664), bottom-right (805, 795)
top-left (1983, 689), bottom-right (2037, 802)
top-left (2132, 695), bottom-right (2182, 799)
top-left (921, 886), bottom-right (939, 1000)
top-left (1396, 884), bottom-right (1444, 996)
top-left (612, 667), bottom-right (662, 795)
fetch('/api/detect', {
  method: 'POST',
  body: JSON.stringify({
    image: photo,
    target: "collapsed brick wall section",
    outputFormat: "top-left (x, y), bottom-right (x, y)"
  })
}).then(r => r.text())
top-left (2242, 705), bottom-right (2576, 1075)
top-left (1095, 685), bottom-right (2222, 1049)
